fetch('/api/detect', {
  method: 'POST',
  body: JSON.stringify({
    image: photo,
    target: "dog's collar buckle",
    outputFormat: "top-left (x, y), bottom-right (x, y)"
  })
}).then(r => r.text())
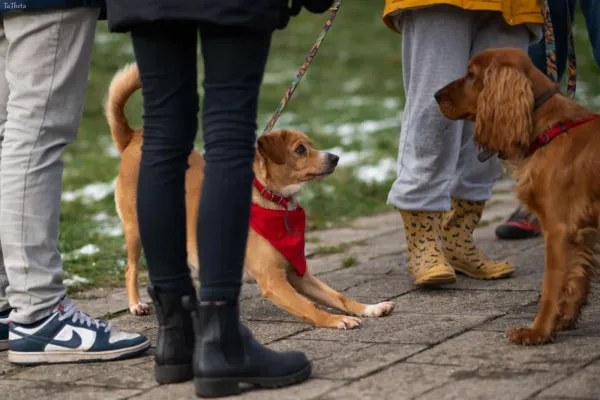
top-left (254, 178), bottom-right (292, 209)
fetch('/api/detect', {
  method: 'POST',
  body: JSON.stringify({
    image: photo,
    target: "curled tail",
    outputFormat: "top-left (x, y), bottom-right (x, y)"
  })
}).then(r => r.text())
top-left (105, 63), bottom-right (141, 153)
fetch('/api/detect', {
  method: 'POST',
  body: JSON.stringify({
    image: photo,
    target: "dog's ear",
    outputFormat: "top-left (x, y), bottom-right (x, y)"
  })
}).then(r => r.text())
top-left (475, 62), bottom-right (534, 157)
top-left (257, 131), bottom-right (288, 165)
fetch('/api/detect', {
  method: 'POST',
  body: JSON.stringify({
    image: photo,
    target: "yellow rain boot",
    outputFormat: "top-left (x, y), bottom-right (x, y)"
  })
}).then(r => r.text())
top-left (399, 210), bottom-right (456, 285)
top-left (442, 198), bottom-right (514, 279)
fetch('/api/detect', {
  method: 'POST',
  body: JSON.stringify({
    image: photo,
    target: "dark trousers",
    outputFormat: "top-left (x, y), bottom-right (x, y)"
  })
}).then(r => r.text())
top-left (130, 22), bottom-right (271, 301)
top-left (529, 0), bottom-right (600, 79)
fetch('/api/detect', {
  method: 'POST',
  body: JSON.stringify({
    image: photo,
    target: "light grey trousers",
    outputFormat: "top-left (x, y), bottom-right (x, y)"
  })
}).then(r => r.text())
top-left (387, 5), bottom-right (539, 212)
top-left (0, 9), bottom-right (99, 324)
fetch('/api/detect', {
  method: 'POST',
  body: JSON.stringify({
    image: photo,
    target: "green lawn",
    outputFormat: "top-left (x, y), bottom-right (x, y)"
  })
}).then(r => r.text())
top-left (60, 3), bottom-right (600, 291)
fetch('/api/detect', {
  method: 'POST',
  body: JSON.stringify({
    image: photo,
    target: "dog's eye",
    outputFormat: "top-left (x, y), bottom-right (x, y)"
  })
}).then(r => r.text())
top-left (467, 70), bottom-right (475, 80)
top-left (295, 145), bottom-right (306, 155)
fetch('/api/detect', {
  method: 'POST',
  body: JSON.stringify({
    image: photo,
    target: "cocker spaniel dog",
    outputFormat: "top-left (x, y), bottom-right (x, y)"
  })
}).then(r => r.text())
top-left (434, 47), bottom-right (600, 345)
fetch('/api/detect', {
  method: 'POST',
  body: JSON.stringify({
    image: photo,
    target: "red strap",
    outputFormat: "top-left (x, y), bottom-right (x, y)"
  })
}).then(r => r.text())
top-left (528, 114), bottom-right (600, 155)
top-left (252, 178), bottom-right (292, 209)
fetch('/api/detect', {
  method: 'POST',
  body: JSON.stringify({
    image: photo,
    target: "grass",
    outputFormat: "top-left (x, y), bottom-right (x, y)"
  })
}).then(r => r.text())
top-left (59, 3), bottom-right (600, 292)
top-left (342, 256), bottom-right (359, 268)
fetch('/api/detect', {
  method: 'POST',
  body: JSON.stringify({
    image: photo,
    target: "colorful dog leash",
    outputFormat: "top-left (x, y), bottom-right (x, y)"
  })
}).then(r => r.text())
top-left (262, 0), bottom-right (342, 135)
top-left (542, 0), bottom-right (577, 97)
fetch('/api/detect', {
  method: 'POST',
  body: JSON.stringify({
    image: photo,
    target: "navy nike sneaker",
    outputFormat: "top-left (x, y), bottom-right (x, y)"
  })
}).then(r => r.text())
top-left (7, 297), bottom-right (150, 365)
top-left (0, 308), bottom-right (9, 351)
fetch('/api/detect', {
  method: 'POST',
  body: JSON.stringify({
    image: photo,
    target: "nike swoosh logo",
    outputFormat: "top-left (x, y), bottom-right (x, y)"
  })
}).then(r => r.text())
top-left (48, 331), bottom-right (83, 349)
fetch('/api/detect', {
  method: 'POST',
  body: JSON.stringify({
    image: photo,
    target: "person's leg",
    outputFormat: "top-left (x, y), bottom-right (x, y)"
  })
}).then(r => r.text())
top-left (497, 0), bottom-right (574, 240)
top-left (445, 13), bottom-right (532, 276)
top-left (580, 0), bottom-right (600, 67)
top-left (3, 8), bottom-right (148, 365)
top-left (192, 22), bottom-right (310, 397)
top-left (387, 5), bottom-right (477, 285)
top-left (196, 24), bottom-right (269, 302)
top-left (130, 21), bottom-right (199, 384)
top-left (0, 17), bottom-right (8, 351)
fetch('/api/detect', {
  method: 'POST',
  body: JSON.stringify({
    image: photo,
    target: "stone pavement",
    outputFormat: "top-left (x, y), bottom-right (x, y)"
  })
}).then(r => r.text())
top-left (2, 183), bottom-right (600, 400)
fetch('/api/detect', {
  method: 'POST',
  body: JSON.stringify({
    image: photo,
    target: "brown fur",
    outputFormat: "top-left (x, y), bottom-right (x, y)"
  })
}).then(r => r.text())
top-left (105, 63), bottom-right (395, 328)
top-left (435, 48), bottom-right (600, 345)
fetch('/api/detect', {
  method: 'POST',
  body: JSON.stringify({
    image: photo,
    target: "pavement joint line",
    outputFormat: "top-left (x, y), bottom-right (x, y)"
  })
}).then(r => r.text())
top-left (525, 354), bottom-right (600, 400)
top-left (310, 313), bottom-right (504, 399)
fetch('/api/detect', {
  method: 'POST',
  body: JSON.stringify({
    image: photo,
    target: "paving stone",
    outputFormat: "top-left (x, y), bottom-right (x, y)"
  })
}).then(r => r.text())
top-left (131, 378), bottom-right (345, 400)
top-left (475, 314), bottom-right (600, 338)
top-left (0, 354), bottom-right (17, 377)
top-left (0, 379), bottom-right (141, 400)
top-left (416, 368), bottom-right (568, 400)
top-left (294, 312), bottom-right (490, 345)
top-left (408, 330), bottom-right (600, 371)
top-left (390, 289), bottom-right (538, 316)
top-left (76, 365), bottom-right (158, 389)
top-left (320, 363), bottom-right (477, 400)
top-left (537, 360), bottom-right (600, 398)
top-left (268, 339), bottom-right (425, 379)
top-left (452, 244), bottom-right (545, 291)
top-left (243, 320), bottom-right (311, 343)
top-left (10, 356), bottom-right (153, 383)
top-left (75, 287), bottom-right (151, 318)
top-left (341, 275), bottom-right (416, 302)
top-left (241, 296), bottom-right (305, 323)
top-left (350, 254), bottom-right (404, 276)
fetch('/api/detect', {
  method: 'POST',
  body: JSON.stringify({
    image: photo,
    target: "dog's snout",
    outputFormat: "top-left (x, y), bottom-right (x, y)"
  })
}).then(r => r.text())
top-left (434, 89), bottom-right (443, 103)
top-left (327, 153), bottom-right (339, 166)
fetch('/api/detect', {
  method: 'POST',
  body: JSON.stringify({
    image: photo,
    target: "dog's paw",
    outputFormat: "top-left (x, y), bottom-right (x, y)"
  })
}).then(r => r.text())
top-left (327, 315), bottom-right (362, 330)
top-left (362, 302), bottom-right (395, 317)
top-left (507, 327), bottom-right (555, 345)
top-left (129, 302), bottom-right (150, 316)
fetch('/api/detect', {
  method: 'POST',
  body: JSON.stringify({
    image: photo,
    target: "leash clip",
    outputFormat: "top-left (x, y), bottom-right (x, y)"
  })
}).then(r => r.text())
top-left (538, 131), bottom-right (551, 144)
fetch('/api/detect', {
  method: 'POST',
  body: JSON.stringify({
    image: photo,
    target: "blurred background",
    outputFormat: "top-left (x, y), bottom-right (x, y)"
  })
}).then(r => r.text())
top-left (60, 2), bottom-right (600, 291)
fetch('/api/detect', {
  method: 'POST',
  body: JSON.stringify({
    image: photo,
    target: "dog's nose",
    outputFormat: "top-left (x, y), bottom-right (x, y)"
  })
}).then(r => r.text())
top-left (327, 153), bottom-right (339, 166)
top-left (434, 90), bottom-right (442, 103)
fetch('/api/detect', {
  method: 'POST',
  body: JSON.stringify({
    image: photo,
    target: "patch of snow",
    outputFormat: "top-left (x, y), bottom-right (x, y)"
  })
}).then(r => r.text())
top-left (322, 115), bottom-right (401, 146)
top-left (343, 78), bottom-right (363, 93)
top-left (263, 70), bottom-right (297, 85)
top-left (64, 274), bottom-right (89, 287)
top-left (98, 224), bottom-right (124, 237)
top-left (94, 32), bottom-right (114, 45)
top-left (75, 244), bottom-right (100, 256)
top-left (383, 97), bottom-right (400, 109)
top-left (324, 146), bottom-right (363, 167)
top-left (355, 158), bottom-right (396, 183)
top-left (105, 144), bottom-right (121, 158)
top-left (62, 178), bottom-right (116, 203)
top-left (325, 96), bottom-right (372, 109)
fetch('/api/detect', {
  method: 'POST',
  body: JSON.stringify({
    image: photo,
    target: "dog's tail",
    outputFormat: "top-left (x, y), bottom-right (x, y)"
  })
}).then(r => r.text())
top-left (105, 63), bottom-right (141, 154)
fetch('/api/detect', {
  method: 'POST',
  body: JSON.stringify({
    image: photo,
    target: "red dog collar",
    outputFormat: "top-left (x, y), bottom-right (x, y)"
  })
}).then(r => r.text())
top-left (252, 178), bottom-right (293, 209)
top-left (528, 114), bottom-right (600, 155)
top-left (250, 178), bottom-right (307, 276)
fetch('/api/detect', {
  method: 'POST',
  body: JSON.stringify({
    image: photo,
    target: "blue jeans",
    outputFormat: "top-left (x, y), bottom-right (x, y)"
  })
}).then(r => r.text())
top-left (529, 0), bottom-right (600, 79)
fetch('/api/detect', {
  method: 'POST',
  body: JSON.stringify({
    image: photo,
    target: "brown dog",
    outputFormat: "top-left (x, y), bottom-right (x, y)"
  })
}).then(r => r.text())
top-left (435, 47), bottom-right (600, 345)
top-left (104, 63), bottom-right (394, 329)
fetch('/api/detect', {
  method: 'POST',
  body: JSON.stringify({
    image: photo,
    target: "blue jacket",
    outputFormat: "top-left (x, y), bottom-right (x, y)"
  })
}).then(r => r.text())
top-left (1, 0), bottom-right (106, 19)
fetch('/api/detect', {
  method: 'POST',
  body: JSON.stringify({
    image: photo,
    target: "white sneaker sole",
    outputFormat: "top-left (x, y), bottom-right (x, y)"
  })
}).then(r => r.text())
top-left (7, 340), bottom-right (150, 365)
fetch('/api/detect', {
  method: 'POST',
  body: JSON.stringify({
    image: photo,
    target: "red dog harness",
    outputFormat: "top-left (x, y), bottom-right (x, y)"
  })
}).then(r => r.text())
top-left (249, 178), bottom-right (307, 276)
top-left (528, 114), bottom-right (600, 155)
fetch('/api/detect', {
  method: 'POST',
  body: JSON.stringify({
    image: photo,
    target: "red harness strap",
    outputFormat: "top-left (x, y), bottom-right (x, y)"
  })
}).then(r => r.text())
top-left (528, 114), bottom-right (600, 155)
top-left (249, 178), bottom-right (307, 276)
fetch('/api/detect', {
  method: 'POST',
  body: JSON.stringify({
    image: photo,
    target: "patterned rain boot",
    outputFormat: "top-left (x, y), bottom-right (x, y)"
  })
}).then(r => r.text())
top-left (442, 198), bottom-right (514, 279)
top-left (399, 210), bottom-right (456, 286)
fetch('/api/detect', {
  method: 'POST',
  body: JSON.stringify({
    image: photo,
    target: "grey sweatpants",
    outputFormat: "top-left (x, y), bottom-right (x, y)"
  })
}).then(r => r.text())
top-left (387, 5), bottom-right (539, 211)
top-left (0, 9), bottom-right (99, 324)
